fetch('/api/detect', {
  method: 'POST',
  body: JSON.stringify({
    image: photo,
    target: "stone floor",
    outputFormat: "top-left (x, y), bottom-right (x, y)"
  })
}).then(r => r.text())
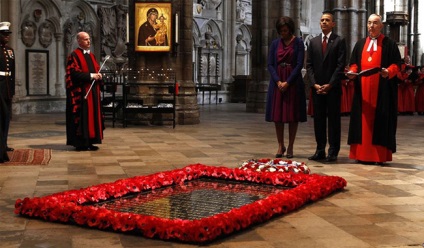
top-left (1, 103), bottom-right (424, 248)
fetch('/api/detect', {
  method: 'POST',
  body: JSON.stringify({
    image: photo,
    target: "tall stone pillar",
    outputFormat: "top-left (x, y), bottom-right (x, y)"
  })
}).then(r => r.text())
top-left (222, 0), bottom-right (237, 90)
top-left (175, 0), bottom-right (200, 124)
top-left (246, 0), bottom-right (272, 113)
top-left (280, 0), bottom-right (291, 17)
top-left (358, 0), bottom-right (367, 38)
top-left (332, 1), bottom-right (349, 44)
top-left (327, 0), bottom-right (367, 58)
top-left (328, 0), bottom-right (367, 60)
top-left (412, 0), bottom-right (420, 65)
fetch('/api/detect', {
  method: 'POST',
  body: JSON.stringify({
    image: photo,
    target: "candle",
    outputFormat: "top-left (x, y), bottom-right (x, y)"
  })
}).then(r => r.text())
top-left (175, 13), bottom-right (179, 44)
top-left (126, 13), bottom-right (129, 43)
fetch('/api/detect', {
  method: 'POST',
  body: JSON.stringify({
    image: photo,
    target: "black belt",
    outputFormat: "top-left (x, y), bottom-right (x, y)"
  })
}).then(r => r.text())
top-left (279, 62), bottom-right (291, 67)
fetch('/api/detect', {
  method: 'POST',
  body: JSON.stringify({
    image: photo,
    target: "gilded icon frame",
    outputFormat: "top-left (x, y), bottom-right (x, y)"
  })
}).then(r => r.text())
top-left (135, 2), bottom-right (172, 52)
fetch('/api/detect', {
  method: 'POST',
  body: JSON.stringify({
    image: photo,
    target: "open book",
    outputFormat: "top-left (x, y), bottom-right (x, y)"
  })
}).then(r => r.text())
top-left (345, 67), bottom-right (381, 77)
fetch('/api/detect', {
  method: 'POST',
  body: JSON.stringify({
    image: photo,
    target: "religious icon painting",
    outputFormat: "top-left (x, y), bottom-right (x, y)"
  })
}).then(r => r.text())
top-left (135, 2), bottom-right (172, 52)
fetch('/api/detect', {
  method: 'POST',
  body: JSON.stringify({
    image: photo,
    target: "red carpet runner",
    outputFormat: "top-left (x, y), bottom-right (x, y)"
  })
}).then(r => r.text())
top-left (6, 149), bottom-right (51, 165)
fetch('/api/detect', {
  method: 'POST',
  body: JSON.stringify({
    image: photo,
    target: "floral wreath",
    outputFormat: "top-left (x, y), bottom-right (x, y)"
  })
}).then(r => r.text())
top-left (15, 164), bottom-right (346, 244)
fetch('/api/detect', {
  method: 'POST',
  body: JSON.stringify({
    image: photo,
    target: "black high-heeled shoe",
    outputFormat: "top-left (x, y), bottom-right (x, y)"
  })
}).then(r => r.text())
top-left (286, 147), bottom-right (293, 158)
top-left (275, 147), bottom-right (286, 158)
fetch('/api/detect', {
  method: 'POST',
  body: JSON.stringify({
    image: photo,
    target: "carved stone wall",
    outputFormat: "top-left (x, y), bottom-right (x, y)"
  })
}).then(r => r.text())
top-left (98, 4), bottom-right (128, 69)
top-left (2, 0), bottom-right (420, 117)
top-left (193, 0), bottom-right (252, 104)
top-left (13, 0), bottom-right (63, 114)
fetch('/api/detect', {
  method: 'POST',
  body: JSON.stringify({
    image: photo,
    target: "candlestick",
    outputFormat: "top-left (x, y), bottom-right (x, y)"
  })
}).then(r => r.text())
top-left (175, 13), bottom-right (179, 44)
top-left (126, 13), bottom-right (129, 43)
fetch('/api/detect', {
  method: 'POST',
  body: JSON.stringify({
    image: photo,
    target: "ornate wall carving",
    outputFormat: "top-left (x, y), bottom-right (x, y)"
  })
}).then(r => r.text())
top-left (63, 3), bottom-right (97, 59)
top-left (38, 21), bottom-right (53, 48)
top-left (98, 4), bottom-right (128, 59)
top-left (21, 20), bottom-right (37, 47)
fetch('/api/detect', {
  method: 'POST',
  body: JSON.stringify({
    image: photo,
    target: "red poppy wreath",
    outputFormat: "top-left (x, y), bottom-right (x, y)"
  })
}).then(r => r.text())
top-left (15, 163), bottom-right (347, 244)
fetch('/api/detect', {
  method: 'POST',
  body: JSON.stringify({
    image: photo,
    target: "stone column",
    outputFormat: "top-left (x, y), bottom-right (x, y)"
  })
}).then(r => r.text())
top-left (175, 0), bottom-right (200, 124)
top-left (54, 33), bottom-right (64, 96)
top-left (221, 0), bottom-right (236, 94)
top-left (347, 1), bottom-right (359, 56)
top-left (412, 0), bottom-right (420, 65)
top-left (280, 0), bottom-right (291, 17)
top-left (358, 0), bottom-right (367, 39)
top-left (332, 1), bottom-right (349, 40)
top-left (246, 0), bottom-right (271, 113)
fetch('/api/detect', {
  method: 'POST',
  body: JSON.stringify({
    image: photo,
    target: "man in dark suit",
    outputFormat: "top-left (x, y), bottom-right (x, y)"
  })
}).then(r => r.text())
top-left (306, 12), bottom-right (346, 162)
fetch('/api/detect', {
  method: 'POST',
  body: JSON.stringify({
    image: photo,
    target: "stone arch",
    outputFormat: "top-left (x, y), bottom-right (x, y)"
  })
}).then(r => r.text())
top-left (19, 0), bottom-right (63, 44)
top-left (199, 20), bottom-right (222, 48)
top-left (235, 24), bottom-right (252, 76)
top-left (236, 24), bottom-right (252, 52)
top-left (25, 0), bottom-right (61, 18)
top-left (192, 20), bottom-right (202, 47)
top-left (195, 19), bottom-right (223, 93)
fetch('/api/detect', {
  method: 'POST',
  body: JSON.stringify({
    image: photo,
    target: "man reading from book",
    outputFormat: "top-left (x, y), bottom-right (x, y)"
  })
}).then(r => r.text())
top-left (346, 14), bottom-right (401, 165)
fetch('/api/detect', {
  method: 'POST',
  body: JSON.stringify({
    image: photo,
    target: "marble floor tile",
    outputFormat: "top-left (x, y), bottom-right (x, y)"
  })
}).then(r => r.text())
top-left (1, 103), bottom-right (424, 247)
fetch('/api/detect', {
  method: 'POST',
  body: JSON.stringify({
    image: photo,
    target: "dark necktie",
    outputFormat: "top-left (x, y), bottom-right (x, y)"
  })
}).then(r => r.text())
top-left (322, 36), bottom-right (327, 54)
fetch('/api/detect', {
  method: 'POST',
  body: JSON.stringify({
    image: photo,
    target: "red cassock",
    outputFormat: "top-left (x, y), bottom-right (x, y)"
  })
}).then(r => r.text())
top-left (349, 35), bottom-right (399, 163)
top-left (397, 64), bottom-right (415, 114)
top-left (415, 73), bottom-right (424, 114)
top-left (341, 78), bottom-right (354, 114)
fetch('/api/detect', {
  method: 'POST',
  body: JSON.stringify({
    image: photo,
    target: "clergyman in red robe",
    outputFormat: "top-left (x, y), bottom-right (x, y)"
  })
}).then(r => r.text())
top-left (346, 14), bottom-right (401, 165)
top-left (65, 32), bottom-right (104, 151)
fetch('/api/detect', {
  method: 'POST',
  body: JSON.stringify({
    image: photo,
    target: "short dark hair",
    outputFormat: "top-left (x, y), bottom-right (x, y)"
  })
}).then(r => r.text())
top-left (322, 11), bottom-right (335, 21)
top-left (276, 16), bottom-right (295, 35)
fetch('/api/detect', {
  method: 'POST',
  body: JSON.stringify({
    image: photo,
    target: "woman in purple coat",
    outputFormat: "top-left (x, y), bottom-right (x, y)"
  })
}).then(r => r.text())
top-left (265, 16), bottom-right (307, 159)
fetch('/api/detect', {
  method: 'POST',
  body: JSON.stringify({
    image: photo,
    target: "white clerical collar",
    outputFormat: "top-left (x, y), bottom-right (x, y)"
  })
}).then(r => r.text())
top-left (367, 36), bottom-right (379, 52)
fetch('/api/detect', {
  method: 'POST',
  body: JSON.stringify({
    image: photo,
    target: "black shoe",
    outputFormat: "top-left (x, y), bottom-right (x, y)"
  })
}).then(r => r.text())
top-left (75, 146), bottom-right (89, 151)
top-left (275, 154), bottom-right (283, 158)
top-left (89, 145), bottom-right (99, 151)
top-left (308, 152), bottom-right (326, 161)
top-left (325, 155), bottom-right (337, 163)
top-left (6, 147), bottom-right (14, 151)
